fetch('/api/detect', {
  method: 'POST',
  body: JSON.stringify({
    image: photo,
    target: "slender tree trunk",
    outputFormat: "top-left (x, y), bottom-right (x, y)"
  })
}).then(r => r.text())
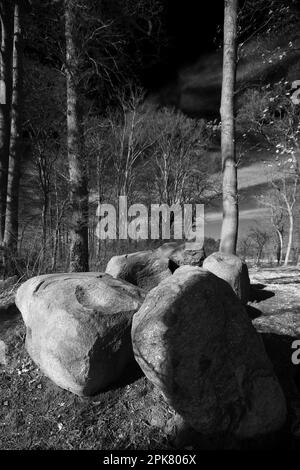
top-left (275, 228), bottom-right (283, 266)
top-left (0, 1), bottom-right (13, 243)
top-left (41, 192), bottom-right (48, 261)
top-left (3, 0), bottom-right (23, 256)
top-left (256, 250), bottom-right (261, 266)
top-left (284, 209), bottom-right (293, 266)
top-left (219, 0), bottom-right (239, 254)
top-left (65, 0), bottom-right (89, 272)
top-left (96, 151), bottom-right (102, 257)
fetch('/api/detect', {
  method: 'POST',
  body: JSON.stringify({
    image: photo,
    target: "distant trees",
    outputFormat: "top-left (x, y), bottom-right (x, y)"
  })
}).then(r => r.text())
top-left (220, 0), bottom-right (239, 255)
top-left (0, 0), bottom-right (167, 274)
top-left (109, 86), bottom-right (150, 201)
top-left (238, 80), bottom-right (300, 265)
top-left (237, 235), bottom-right (252, 262)
top-left (61, 0), bottom-right (167, 271)
top-left (238, 226), bottom-right (272, 265)
top-left (84, 104), bottom-right (218, 253)
top-left (148, 109), bottom-right (217, 206)
top-left (257, 191), bottom-right (285, 265)
top-left (248, 224), bottom-right (270, 265)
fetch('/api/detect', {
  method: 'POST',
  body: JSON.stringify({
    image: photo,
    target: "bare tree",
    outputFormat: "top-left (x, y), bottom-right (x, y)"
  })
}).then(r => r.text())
top-left (0, 0), bottom-right (13, 243)
top-left (3, 0), bottom-right (24, 256)
top-left (258, 191), bottom-right (286, 266)
top-left (111, 87), bottom-right (150, 200)
top-left (271, 169), bottom-right (298, 266)
top-left (237, 235), bottom-right (252, 262)
top-left (149, 109), bottom-right (215, 206)
top-left (65, 0), bottom-right (89, 272)
top-left (238, 80), bottom-right (300, 265)
top-left (248, 225), bottom-right (270, 265)
top-left (32, 132), bottom-right (59, 261)
top-left (220, 0), bottom-right (239, 254)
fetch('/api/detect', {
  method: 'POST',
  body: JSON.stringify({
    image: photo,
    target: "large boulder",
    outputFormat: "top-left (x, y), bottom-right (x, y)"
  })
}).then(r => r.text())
top-left (105, 250), bottom-right (175, 292)
top-left (203, 252), bottom-right (250, 304)
top-left (16, 272), bottom-right (145, 396)
top-left (156, 241), bottom-right (206, 267)
top-left (253, 314), bottom-right (300, 439)
top-left (132, 266), bottom-right (286, 439)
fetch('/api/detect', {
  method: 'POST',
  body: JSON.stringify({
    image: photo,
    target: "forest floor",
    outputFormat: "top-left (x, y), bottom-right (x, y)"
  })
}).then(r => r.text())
top-left (249, 266), bottom-right (300, 317)
top-left (0, 266), bottom-right (299, 450)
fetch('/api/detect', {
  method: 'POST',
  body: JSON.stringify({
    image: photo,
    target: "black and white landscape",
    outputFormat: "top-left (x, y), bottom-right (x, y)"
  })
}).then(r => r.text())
top-left (0, 0), bottom-right (300, 452)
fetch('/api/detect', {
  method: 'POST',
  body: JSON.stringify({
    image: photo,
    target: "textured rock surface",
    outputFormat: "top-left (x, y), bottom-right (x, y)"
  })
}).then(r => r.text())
top-left (203, 252), bottom-right (250, 304)
top-left (253, 313), bottom-right (300, 338)
top-left (132, 266), bottom-right (286, 438)
top-left (106, 242), bottom-right (206, 293)
top-left (106, 251), bottom-right (174, 292)
top-left (16, 272), bottom-right (145, 396)
top-left (156, 242), bottom-right (206, 267)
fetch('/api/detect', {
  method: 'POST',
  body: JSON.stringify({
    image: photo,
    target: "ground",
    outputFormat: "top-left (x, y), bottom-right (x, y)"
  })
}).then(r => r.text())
top-left (249, 267), bottom-right (300, 317)
top-left (0, 266), bottom-right (299, 450)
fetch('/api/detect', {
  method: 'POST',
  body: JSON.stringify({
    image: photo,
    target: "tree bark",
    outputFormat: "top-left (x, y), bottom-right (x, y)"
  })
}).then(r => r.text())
top-left (41, 191), bottom-right (48, 261)
top-left (284, 207), bottom-right (293, 266)
top-left (3, 0), bottom-right (23, 256)
top-left (0, 1), bottom-right (13, 243)
top-left (219, 0), bottom-right (239, 254)
top-left (65, 0), bottom-right (89, 272)
top-left (275, 228), bottom-right (283, 266)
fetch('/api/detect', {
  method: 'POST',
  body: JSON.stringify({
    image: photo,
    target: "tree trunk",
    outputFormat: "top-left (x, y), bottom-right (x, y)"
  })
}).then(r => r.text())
top-left (284, 208), bottom-right (293, 266)
top-left (219, 0), bottom-right (239, 255)
top-left (275, 228), bottom-right (283, 266)
top-left (256, 250), bottom-right (262, 266)
top-left (0, 1), bottom-right (13, 243)
top-left (3, 0), bottom-right (23, 256)
top-left (41, 192), bottom-right (48, 261)
top-left (65, 0), bottom-right (89, 272)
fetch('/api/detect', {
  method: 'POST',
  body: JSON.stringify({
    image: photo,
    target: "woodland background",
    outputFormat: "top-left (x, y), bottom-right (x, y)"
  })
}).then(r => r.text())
top-left (0, 0), bottom-right (299, 277)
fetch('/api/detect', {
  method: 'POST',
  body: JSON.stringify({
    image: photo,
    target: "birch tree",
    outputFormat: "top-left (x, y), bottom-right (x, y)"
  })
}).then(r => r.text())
top-left (0, 0), bottom-right (13, 243)
top-left (238, 80), bottom-right (300, 266)
top-left (65, 0), bottom-right (89, 272)
top-left (220, 0), bottom-right (239, 254)
top-left (258, 191), bottom-right (285, 265)
top-left (3, 0), bottom-right (24, 256)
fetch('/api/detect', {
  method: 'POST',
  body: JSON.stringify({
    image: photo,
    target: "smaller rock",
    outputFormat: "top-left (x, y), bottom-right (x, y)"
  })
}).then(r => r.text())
top-left (106, 251), bottom-right (174, 292)
top-left (203, 252), bottom-right (250, 304)
top-left (156, 241), bottom-right (206, 267)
